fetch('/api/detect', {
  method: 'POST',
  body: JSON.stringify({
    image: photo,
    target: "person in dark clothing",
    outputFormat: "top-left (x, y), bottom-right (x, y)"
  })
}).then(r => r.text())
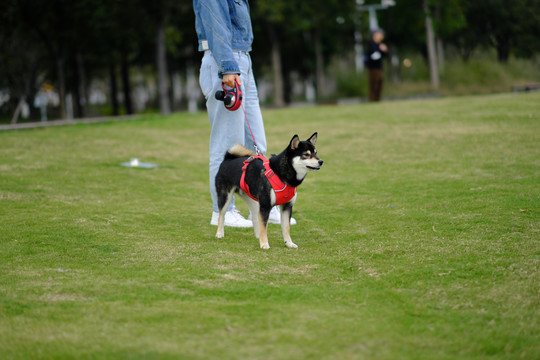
top-left (365, 29), bottom-right (388, 102)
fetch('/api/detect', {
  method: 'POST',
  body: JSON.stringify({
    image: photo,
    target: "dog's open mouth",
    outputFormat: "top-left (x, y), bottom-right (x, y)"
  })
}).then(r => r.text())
top-left (307, 166), bottom-right (321, 171)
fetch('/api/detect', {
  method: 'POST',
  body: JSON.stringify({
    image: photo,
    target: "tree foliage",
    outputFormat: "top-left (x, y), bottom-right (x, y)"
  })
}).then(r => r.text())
top-left (1, 0), bottom-right (538, 120)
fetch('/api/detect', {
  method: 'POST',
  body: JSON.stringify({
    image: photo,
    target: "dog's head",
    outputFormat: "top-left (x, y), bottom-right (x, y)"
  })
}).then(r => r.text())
top-left (288, 132), bottom-right (323, 179)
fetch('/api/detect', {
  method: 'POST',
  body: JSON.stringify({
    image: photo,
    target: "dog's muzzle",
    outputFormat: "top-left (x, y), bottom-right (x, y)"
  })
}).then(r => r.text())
top-left (307, 159), bottom-right (324, 170)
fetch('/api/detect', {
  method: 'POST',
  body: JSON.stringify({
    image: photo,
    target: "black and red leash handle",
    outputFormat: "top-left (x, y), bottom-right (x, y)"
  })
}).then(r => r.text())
top-left (215, 80), bottom-right (260, 155)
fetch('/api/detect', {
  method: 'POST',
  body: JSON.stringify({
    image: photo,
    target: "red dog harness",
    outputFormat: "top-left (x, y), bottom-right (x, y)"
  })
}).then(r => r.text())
top-left (240, 154), bottom-right (297, 205)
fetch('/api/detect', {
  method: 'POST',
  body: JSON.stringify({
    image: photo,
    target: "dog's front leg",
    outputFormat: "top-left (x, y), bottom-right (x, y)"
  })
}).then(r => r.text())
top-left (258, 207), bottom-right (271, 249)
top-left (280, 203), bottom-right (297, 248)
top-left (216, 208), bottom-right (226, 238)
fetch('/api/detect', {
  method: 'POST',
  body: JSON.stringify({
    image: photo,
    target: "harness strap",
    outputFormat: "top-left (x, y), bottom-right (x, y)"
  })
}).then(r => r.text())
top-left (240, 155), bottom-right (297, 205)
top-left (240, 157), bottom-right (254, 200)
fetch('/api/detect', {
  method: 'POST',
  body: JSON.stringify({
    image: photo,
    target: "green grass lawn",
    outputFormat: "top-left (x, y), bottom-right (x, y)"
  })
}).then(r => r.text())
top-left (1, 92), bottom-right (539, 359)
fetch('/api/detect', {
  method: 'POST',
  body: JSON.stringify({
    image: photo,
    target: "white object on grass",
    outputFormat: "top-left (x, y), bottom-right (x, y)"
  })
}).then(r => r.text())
top-left (120, 158), bottom-right (158, 169)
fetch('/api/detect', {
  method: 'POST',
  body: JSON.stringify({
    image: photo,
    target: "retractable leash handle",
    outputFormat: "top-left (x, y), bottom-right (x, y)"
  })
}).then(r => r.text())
top-left (215, 80), bottom-right (260, 155)
top-left (215, 80), bottom-right (243, 111)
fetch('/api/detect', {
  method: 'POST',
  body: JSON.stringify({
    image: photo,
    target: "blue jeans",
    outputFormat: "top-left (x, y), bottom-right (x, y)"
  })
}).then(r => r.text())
top-left (199, 51), bottom-right (267, 212)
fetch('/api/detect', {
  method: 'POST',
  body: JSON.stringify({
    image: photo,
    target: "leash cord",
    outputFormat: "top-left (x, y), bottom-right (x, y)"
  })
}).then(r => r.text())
top-left (241, 105), bottom-right (260, 155)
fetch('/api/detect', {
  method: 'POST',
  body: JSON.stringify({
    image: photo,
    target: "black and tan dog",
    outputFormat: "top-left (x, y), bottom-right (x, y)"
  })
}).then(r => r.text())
top-left (215, 133), bottom-right (323, 249)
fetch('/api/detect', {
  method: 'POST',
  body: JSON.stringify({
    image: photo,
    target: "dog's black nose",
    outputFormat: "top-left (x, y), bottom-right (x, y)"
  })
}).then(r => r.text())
top-left (318, 159), bottom-right (324, 166)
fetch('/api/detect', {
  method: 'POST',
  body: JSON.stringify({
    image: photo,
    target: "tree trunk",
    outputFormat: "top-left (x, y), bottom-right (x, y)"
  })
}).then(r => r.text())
top-left (266, 23), bottom-right (284, 107)
top-left (495, 36), bottom-right (511, 63)
top-left (71, 56), bottom-right (83, 118)
top-left (435, 2), bottom-right (444, 73)
top-left (437, 38), bottom-right (445, 72)
top-left (186, 62), bottom-right (199, 113)
top-left (11, 97), bottom-right (26, 124)
top-left (156, 19), bottom-right (171, 115)
top-left (56, 57), bottom-right (67, 119)
top-left (271, 41), bottom-right (285, 107)
top-left (76, 53), bottom-right (88, 118)
top-left (109, 62), bottom-right (119, 116)
top-left (314, 30), bottom-right (326, 99)
top-left (121, 54), bottom-right (133, 115)
top-left (423, 0), bottom-right (439, 90)
top-left (390, 45), bottom-right (400, 84)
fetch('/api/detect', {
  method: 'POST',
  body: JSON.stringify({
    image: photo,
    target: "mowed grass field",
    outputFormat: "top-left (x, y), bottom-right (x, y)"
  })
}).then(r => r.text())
top-left (0, 93), bottom-right (539, 359)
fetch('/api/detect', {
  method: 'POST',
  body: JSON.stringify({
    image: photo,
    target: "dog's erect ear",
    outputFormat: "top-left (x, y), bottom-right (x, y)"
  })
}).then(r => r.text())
top-left (290, 135), bottom-right (300, 150)
top-left (307, 132), bottom-right (318, 145)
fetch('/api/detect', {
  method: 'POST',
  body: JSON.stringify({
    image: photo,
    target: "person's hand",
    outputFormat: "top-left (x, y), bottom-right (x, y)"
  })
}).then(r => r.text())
top-left (223, 74), bottom-right (241, 88)
top-left (380, 43), bottom-right (388, 52)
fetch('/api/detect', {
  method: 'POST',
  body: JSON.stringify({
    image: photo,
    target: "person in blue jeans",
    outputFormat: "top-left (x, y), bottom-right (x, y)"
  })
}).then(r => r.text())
top-left (193, 0), bottom-right (295, 227)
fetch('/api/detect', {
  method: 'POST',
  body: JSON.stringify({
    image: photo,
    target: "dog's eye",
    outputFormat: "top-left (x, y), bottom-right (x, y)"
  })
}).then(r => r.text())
top-left (302, 152), bottom-right (311, 158)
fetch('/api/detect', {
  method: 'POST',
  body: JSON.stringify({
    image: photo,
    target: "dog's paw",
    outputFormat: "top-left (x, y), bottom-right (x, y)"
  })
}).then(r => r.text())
top-left (215, 231), bottom-right (224, 239)
top-left (285, 241), bottom-right (298, 249)
top-left (260, 244), bottom-right (270, 250)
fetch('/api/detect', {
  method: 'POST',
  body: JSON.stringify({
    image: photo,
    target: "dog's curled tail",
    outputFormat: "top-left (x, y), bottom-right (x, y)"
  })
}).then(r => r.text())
top-left (224, 144), bottom-right (256, 160)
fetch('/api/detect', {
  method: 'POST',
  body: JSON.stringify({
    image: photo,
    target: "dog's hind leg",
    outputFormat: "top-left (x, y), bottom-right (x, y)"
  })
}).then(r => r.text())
top-left (258, 206), bottom-right (271, 249)
top-left (240, 192), bottom-right (260, 239)
top-left (280, 202), bottom-right (298, 248)
top-left (215, 188), bottom-right (234, 238)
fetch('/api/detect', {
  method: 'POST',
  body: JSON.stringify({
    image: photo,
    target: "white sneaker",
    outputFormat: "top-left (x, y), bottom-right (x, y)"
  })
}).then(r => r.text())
top-left (249, 206), bottom-right (297, 225)
top-left (211, 208), bottom-right (253, 228)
